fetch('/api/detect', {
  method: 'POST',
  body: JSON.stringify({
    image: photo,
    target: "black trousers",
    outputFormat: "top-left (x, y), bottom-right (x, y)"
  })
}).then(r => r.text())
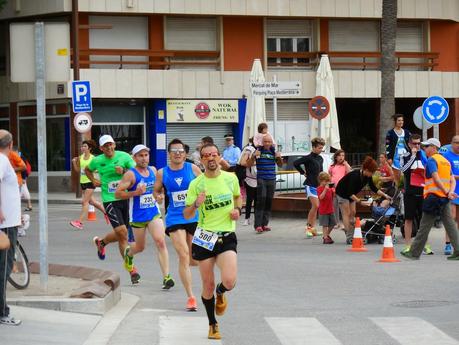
top-left (255, 179), bottom-right (276, 228)
top-left (244, 182), bottom-right (257, 219)
top-left (1, 227), bottom-right (17, 317)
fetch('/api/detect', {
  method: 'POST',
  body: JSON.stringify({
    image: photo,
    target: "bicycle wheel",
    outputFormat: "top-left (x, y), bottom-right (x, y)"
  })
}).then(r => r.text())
top-left (8, 242), bottom-right (30, 290)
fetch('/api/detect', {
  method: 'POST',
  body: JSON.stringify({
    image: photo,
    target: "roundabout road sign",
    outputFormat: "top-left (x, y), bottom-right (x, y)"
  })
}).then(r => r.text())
top-left (422, 96), bottom-right (449, 125)
top-left (309, 96), bottom-right (330, 120)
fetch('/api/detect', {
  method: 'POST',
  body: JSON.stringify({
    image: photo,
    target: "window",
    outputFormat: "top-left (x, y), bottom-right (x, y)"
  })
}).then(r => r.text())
top-left (267, 37), bottom-right (311, 67)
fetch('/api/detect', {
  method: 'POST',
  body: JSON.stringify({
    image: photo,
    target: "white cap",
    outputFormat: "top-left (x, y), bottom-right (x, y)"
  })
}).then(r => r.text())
top-left (99, 134), bottom-right (115, 147)
top-left (132, 144), bottom-right (150, 156)
top-left (421, 138), bottom-right (441, 148)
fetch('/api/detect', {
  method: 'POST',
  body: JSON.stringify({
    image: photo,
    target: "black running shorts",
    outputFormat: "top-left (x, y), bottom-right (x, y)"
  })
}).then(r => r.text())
top-left (404, 193), bottom-right (423, 221)
top-left (80, 182), bottom-right (95, 190)
top-left (165, 222), bottom-right (198, 237)
top-left (192, 232), bottom-right (237, 261)
top-left (103, 200), bottom-right (129, 229)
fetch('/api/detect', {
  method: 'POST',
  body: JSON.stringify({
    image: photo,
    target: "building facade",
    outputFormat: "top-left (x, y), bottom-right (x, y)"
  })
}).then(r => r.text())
top-left (0, 0), bottom-right (458, 190)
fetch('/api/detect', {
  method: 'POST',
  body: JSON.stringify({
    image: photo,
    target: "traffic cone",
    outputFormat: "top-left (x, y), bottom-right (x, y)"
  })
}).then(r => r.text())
top-left (347, 217), bottom-right (368, 252)
top-left (87, 204), bottom-right (97, 221)
top-left (378, 225), bottom-right (400, 262)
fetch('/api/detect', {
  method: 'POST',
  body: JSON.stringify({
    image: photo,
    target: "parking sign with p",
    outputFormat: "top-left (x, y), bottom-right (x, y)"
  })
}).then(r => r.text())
top-left (72, 80), bottom-right (92, 113)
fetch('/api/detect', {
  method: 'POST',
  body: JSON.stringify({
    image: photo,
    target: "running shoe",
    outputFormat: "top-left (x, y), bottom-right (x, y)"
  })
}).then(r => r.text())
top-left (323, 236), bottom-right (334, 244)
top-left (130, 266), bottom-right (141, 284)
top-left (186, 296), bottom-right (198, 312)
top-left (242, 219), bottom-right (250, 226)
top-left (444, 243), bottom-right (453, 255)
top-left (208, 323), bottom-right (221, 340)
top-left (123, 246), bottom-right (134, 272)
top-left (423, 244), bottom-right (434, 255)
top-left (446, 251), bottom-right (459, 260)
top-left (104, 213), bottom-right (110, 225)
top-left (162, 274), bottom-right (175, 290)
top-left (400, 250), bottom-right (419, 260)
top-left (262, 226), bottom-right (271, 232)
top-left (255, 226), bottom-right (264, 234)
top-left (305, 231), bottom-right (314, 238)
top-left (93, 236), bottom-right (106, 260)
top-left (70, 220), bottom-right (83, 230)
top-left (401, 245), bottom-right (411, 254)
top-left (215, 293), bottom-right (227, 316)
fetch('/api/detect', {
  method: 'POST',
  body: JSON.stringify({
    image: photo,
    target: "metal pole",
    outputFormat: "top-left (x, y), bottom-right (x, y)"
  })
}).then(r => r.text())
top-left (433, 124), bottom-right (439, 139)
top-left (318, 119), bottom-right (321, 138)
top-left (35, 22), bottom-right (48, 291)
top-left (273, 75), bottom-right (277, 141)
top-left (422, 117), bottom-right (428, 141)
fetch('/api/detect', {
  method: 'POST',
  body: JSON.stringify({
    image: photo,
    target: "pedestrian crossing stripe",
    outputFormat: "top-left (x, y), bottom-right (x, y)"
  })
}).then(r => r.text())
top-left (158, 316), bottom-right (459, 344)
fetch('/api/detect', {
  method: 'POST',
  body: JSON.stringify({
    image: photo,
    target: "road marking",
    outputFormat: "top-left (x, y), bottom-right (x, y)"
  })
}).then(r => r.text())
top-left (266, 317), bottom-right (342, 345)
top-left (159, 316), bottom-right (222, 345)
top-left (371, 317), bottom-right (459, 345)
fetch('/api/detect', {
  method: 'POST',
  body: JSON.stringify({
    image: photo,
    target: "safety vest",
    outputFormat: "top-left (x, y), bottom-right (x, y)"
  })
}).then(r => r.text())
top-left (423, 153), bottom-right (451, 198)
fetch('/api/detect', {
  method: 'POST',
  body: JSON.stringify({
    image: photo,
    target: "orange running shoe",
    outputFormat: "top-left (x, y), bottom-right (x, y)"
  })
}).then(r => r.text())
top-left (208, 323), bottom-right (221, 340)
top-left (186, 296), bottom-right (197, 312)
top-left (215, 293), bottom-right (227, 316)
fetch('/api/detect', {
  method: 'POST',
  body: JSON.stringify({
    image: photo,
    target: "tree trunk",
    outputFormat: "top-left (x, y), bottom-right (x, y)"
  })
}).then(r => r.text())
top-left (379, 0), bottom-right (398, 154)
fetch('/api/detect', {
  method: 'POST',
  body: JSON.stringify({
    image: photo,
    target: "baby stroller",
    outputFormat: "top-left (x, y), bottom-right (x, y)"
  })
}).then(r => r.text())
top-left (361, 189), bottom-right (404, 244)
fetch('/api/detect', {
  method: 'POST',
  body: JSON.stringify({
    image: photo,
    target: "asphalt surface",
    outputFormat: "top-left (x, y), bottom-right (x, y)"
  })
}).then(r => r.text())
top-left (4, 203), bottom-right (459, 345)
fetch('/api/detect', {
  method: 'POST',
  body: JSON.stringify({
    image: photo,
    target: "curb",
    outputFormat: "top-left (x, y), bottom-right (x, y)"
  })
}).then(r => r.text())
top-left (7, 262), bottom-right (121, 315)
top-left (31, 198), bottom-right (81, 205)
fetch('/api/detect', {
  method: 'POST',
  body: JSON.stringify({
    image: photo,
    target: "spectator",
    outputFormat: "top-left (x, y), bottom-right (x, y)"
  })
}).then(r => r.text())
top-left (293, 137), bottom-right (325, 238)
top-left (8, 148), bottom-right (26, 191)
top-left (0, 232), bottom-right (9, 250)
top-left (336, 156), bottom-right (392, 244)
top-left (247, 134), bottom-right (282, 233)
top-left (378, 153), bottom-right (395, 192)
top-left (328, 149), bottom-right (351, 229)
top-left (317, 172), bottom-right (336, 244)
top-left (222, 134), bottom-right (241, 172)
top-left (253, 123), bottom-right (276, 148)
top-left (239, 137), bottom-right (257, 226)
top-left (385, 114), bottom-right (411, 183)
top-left (18, 150), bottom-right (33, 212)
top-left (0, 129), bottom-right (22, 326)
top-left (183, 144), bottom-right (195, 164)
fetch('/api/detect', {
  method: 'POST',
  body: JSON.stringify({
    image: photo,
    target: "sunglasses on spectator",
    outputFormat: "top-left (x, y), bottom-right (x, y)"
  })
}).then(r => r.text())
top-left (411, 142), bottom-right (421, 146)
top-left (201, 152), bottom-right (219, 159)
top-left (169, 148), bottom-right (185, 154)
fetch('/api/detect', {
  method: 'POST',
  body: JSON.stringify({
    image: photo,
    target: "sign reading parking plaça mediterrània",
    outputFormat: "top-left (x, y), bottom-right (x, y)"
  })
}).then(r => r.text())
top-left (251, 81), bottom-right (302, 97)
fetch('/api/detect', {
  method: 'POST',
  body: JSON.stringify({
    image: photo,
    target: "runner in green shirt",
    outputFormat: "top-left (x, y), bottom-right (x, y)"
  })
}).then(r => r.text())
top-left (85, 135), bottom-right (140, 283)
top-left (184, 143), bottom-right (241, 340)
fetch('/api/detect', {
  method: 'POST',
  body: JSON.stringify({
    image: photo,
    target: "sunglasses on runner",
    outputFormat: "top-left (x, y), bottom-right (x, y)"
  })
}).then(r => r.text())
top-left (169, 148), bottom-right (185, 154)
top-left (201, 152), bottom-right (219, 159)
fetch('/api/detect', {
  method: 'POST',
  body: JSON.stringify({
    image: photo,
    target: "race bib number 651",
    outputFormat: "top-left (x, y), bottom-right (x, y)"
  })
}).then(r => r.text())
top-left (172, 190), bottom-right (187, 207)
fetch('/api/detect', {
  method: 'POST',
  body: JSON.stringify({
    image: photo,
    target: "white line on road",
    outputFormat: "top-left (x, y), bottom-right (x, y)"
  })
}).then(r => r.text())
top-left (159, 316), bottom-right (222, 345)
top-left (371, 317), bottom-right (459, 345)
top-left (266, 317), bottom-right (342, 345)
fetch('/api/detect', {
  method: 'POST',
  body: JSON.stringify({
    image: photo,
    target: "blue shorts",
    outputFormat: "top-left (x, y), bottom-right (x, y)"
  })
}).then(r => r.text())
top-left (304, 185), bottom-right (318, 198)
top-left (451, 197), bottom-right (459, 206)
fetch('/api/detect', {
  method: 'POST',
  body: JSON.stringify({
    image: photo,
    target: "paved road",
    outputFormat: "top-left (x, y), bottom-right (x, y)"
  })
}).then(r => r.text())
top-left (5, 204), bottom-right (459, 345)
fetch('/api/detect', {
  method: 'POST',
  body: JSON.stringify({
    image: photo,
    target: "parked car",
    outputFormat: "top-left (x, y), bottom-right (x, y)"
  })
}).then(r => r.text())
top-left (276, 152), bottom-right (333, 192)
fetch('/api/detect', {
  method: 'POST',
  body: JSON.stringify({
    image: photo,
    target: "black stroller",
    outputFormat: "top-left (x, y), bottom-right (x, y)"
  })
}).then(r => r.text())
top-left (361, 189), bottom-right (404, 244)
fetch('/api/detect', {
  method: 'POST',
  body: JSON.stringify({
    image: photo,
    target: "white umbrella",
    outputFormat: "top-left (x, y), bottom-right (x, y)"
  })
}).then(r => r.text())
top-left (243, 59), bottom-right (266, 145)
top-left (310, 54), bottom-right (341, 151)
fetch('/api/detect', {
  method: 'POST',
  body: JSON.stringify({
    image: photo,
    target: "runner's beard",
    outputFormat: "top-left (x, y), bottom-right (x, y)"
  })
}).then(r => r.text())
top-left (207, 160), bottom-right (218, 171)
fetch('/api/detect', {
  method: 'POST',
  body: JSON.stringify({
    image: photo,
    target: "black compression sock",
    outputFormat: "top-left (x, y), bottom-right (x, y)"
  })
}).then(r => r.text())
top-left (216, 282), bottom-right (228, 295)
top-left (201, 295), bottom-right (217, 325)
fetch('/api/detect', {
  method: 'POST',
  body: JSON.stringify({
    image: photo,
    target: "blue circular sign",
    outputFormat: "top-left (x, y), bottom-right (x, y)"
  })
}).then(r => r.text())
top-left (422, 96), bottom-right (449, 125)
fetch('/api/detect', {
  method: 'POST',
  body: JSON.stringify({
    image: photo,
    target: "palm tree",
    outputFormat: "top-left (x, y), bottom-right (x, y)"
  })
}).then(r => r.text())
top-left (379, 0), bottom-right (398, 154)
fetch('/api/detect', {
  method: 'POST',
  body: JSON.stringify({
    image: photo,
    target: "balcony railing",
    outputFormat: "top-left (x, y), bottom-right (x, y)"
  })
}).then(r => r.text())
top-left (72, 49), bottom-right (221, 69)
top-left (267, 51), bottom-right (439, 71)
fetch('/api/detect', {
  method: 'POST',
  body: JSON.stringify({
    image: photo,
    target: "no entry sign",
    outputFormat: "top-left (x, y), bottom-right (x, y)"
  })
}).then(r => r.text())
top-left (309, 96), bottom-right (330, 120)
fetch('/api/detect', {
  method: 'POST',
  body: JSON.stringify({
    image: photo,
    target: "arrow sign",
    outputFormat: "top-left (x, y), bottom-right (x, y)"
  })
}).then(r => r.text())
top-left (251, 81), bottom-right (301, 97)
top-left (422, 96), bottom-right (449, 125)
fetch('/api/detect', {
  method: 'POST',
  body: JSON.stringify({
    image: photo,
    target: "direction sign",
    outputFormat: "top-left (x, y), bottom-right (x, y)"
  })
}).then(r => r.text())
top-left (72, 80), bottom-right (92, 113)
top-left (251, 81), bottom-right (301, 97)
top-left (308, 96), bottom-right (330, 120)
top-left (73, 112), bottom-right (92, 133)
top-left (422, 96), bottom-right (449, 125)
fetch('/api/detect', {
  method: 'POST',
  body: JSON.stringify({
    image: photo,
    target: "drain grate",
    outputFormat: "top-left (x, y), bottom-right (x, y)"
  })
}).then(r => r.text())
top-left (392, 300), bottom-right (457, 308)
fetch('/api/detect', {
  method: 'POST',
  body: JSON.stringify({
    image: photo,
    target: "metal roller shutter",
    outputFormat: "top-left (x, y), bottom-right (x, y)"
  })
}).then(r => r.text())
top-left (329, 20), bottom-right (380, 52)
top-left (166, 123), bottom-right (233, 154)
top-left (266, 19), bottom-right (313, 37)
top-left (396, 22), bottom-right (423, 52)
top-left (265, 100), bottom-right (309, 121)
top-left (165, 17), bottom-right (217, 51)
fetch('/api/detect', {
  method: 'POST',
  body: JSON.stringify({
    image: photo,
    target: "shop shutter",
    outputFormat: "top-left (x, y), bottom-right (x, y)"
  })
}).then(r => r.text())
top-left (396, 22), bottom-right (423, 52)
top-left (265, 100), bottom-right (309, 121)
top-left (329, 20), bottom-right (380, 52)
top-left (165, 17), bottom-right (217, 51)
top-left (166, 123), bottom-right (233, 154)
top-left (266, 19), bottom-right (313, 37)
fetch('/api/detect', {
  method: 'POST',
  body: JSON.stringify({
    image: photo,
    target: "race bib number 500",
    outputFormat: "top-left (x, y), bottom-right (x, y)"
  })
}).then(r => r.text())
top-left (192, 227), bottom-right (218, 251)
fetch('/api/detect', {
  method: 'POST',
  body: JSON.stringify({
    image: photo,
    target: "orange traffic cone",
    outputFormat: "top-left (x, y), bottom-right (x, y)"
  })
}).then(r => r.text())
top-left (87, 204), bottom-right (97, 221)
top-left (347, 217), bottom-right (368, 252)
top-left (378, 225), bottom-right (400, 262)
